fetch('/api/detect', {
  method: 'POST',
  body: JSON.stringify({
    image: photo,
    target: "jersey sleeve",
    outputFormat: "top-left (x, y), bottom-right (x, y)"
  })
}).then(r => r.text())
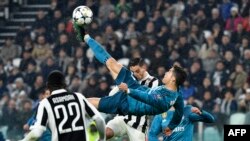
top-left (167, 94), bottom-right (184, 130)
top-left (128, 88), bottom-right (162, 108)
top-left (27, 104), bottom-right (40, 127)
top-left (148, 115), bottom-right (163, 141)
top-left (78, 94), bottom-right (106, 140)
top-left (27, 114), bottom-right (36, 127)
top-left (151, 79), bottom-right (159, 88)
top-left (188, 110), bottom-right (215, 123)
top-left (31, 100), bottom-right (48, 131)
top-left (77, 93), bottom-right (100, 118)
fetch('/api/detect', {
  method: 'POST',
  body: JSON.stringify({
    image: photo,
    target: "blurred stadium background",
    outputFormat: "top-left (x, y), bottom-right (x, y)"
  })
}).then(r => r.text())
top-left (0, 0), bottom-right (250, 140)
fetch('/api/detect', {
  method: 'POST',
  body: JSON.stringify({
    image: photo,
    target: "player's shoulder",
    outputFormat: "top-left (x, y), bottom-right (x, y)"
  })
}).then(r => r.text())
top-left (159, 86), bottom-right (177, 94)
top-left (148, 73), bottom-right (158, 80)
top-left (149, 75), bottom-right (160, 84)
top-left (73, 92), bottom-right (87, 100)
top-left (38, 98), bottom-right (49, 106)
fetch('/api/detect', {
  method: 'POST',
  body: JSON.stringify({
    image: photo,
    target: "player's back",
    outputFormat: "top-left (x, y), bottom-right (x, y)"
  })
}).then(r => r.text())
top-left (128, 85), bottom-right (180, 115)
top-left (41, 91), bottom-right (87, 141)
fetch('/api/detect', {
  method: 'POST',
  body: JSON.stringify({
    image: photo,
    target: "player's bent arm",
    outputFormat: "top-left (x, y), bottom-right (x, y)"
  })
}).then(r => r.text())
top-left (167, 95), bottom-right (184, 130)
top-left (148, 115), bottom-right (163, 141)
top-left (189, 110), bottom-right (215, 123)
top-left (127, 88), bottom-right (161, 108)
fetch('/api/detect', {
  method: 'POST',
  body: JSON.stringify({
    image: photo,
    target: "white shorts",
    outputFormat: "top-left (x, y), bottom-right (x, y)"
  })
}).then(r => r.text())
top-left (106, 116), bottom-right (146, 141)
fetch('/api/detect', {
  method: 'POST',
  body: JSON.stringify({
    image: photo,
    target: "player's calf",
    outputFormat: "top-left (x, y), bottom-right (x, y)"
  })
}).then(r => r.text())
top-left (74, 23), bottom-right (111, 64)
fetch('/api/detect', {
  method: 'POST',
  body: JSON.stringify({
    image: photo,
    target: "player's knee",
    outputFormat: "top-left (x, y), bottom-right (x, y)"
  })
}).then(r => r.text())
top-left (106, 58), bottom-right (115, 67)
top-left (87, 98), bottom-right (100, 108)
top-left (107, 58), bottom-right (122, 69)
top-left (106, 58), bottom-right (122, 75)
top-left (106, 127), bottom-right (114, 139)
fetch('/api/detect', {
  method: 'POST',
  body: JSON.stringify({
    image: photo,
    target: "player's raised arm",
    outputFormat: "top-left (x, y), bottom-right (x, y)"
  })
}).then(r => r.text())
top-left (188, 107), bottom-right (215, 123)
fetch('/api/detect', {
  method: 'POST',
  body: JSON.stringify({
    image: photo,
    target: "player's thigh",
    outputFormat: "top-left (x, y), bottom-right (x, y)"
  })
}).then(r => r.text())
top-left (126, 125), bottom-right (146, 141)
top-left (106, 116), bottom-right (127, 137)
top-left (98, 92), bottom-right (128, 115)
top-left (115, 67), bottom-right (141, 89)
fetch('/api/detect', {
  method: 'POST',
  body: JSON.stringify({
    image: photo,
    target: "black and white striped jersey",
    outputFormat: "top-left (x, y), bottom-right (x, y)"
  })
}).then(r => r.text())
top-left (123, 72), bottom-right (159, 133)
top-left (32, 89), bottom-right (97, 141)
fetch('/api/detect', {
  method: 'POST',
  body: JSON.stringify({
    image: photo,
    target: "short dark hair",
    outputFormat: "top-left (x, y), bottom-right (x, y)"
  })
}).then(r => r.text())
top-left (46, 70), bottom-right (66, 91)
top-left (38, 86), bottom-right (46, 94)
top-left (128, 58), bottom-right (145, 68)
top-left (172, 65), bottom-right (187, 87)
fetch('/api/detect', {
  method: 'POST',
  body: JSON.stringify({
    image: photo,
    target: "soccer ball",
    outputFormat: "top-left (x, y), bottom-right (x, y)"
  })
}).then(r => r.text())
top-left (73, 6), bottom-right (93, 25)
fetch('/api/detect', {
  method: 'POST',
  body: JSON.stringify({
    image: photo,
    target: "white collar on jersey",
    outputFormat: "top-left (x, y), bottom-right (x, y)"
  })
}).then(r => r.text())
top-left (140, 71), bottom-right (151, 82)
top-left (51, 89), bottom-right (67, 95)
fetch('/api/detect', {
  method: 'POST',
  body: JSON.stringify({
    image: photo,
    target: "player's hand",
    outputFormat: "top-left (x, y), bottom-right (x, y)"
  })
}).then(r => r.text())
top-left (164, 127), bottom-right (172, 136)
top-left (73, 22), bottom-right (86, 42)
top-left (118, 83), bottom-right (128, 93)
top-left (191, 107), bottom-right (202, 114)
top-left (23, 124), bottom-right (30, 131)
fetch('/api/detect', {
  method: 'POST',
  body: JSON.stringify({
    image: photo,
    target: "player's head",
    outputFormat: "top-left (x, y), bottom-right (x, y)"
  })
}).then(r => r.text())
top-left (128, 58), bottom-right (147, 80)
top-left (162, 65), bottom-right (187, 88)
top-left (46, 70), bottom-right (66, 91)
top-left (39, 87), bottom-right (51, 100)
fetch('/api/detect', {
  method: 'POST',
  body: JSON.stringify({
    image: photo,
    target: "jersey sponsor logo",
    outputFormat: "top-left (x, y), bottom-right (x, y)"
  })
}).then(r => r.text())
top-left (52, 95), bottom-right (75, 104)
top-left (153, 93), bottom-right (162, 100)
top-left (156, 94), bottom-right (162, 99)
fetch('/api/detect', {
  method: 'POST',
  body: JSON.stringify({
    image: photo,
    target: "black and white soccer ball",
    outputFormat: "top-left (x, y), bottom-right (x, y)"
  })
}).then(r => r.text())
top-left (73, 6), bottom-right (93, 25)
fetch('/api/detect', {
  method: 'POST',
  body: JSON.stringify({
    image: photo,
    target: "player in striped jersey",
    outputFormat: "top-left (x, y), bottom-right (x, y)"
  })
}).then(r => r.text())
top-left (23, 88), bottom-right (51, 141)
top-left (106, 58), bottom-right (159, 140)
top-left (21, 70), bottom-right (106, 141)
top-left (74, 24), bottom-right (187, 135)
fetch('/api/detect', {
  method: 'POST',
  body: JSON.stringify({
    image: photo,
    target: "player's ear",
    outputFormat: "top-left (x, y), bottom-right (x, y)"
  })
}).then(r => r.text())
top-left (142, 64), bottom-right (147, 70)
top-left (172, 77), bottom-right (176, 84)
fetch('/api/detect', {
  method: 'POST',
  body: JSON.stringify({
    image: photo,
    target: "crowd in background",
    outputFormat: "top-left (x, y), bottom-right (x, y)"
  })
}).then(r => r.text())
top-left (0, 0), bottom-right (250, 140)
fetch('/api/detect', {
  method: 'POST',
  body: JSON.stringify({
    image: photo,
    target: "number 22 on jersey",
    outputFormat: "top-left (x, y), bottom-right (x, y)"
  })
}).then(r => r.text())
top-left (54, 102), bottom-right (84, 134)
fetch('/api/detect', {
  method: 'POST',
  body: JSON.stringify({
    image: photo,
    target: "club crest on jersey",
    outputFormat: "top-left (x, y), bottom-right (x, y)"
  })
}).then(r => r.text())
top-left (154, 94), bottom-right (162, 100)
top-left (162, 112), bottom-right (167, 118)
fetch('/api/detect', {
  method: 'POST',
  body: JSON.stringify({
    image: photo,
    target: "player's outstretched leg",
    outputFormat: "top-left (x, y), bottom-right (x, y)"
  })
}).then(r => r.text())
top-left (84, 35), bottom-right (111, 64)
top-left (74, 24), bottom-right (137, 116)
top-left (84, 35), bottom-right (123, 80)
top-left (74, 23), bottom-right (127, 81)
